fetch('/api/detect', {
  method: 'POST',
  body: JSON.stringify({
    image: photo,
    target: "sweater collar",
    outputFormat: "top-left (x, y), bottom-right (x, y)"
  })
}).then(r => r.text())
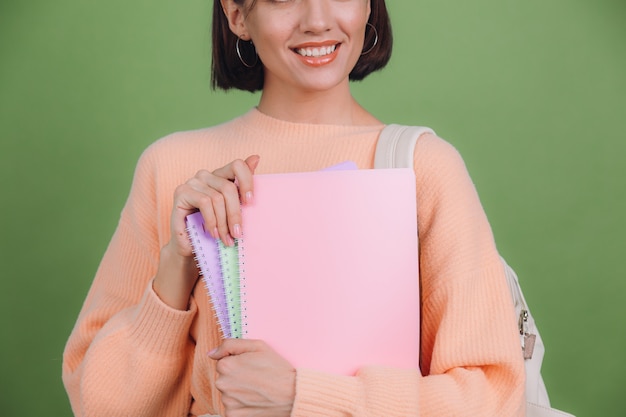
top-left (236, 107), bottom-right (385, 144)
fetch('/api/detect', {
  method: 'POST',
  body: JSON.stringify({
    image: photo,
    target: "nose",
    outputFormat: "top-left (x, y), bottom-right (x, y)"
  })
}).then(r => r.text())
top-left (299, 0), bottom-right (332, 34)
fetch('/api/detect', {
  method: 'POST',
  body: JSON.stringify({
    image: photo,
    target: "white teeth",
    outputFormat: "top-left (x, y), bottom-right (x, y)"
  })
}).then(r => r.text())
top-left (296, 44), bottom-right (336, 57)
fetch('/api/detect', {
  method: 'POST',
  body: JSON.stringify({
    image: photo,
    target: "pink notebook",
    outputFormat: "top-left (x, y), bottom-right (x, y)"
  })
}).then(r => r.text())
top-left (238, 168), bottom-right (420, 376)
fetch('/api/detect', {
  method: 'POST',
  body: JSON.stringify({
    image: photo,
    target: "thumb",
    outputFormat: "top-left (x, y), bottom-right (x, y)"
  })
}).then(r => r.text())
top-left (245, 155), bottom-right (260, 174)
top-left (208, 339), bottom-right (265, 360)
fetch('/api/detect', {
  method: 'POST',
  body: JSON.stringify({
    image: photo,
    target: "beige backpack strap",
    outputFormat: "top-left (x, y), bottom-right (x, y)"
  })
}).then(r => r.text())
top-left (374, 124), bottom-right (435, 169)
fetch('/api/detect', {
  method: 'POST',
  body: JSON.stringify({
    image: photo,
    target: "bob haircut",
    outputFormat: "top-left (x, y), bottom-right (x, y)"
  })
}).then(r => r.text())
top-left (211, 0), bottom-right (393, 92)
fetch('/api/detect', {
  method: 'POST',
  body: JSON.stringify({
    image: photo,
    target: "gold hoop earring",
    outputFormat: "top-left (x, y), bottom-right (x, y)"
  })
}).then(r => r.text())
top-left (361, 23), bottom-right (379, 56)
top-left (236, 37), bottom-right (258, 68)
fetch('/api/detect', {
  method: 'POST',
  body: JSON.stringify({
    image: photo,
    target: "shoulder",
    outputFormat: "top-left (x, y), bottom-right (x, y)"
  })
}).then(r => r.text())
top-left (139, 128), bottom-right (209, 163)
top-left (413, 132), bottom-right (472, 187)
top-left (139, 122), bottom-right (231, 162)
top-left (411, 131), bottom-right (487, 236)
top-left (135, 115), bottom-right (247, 171)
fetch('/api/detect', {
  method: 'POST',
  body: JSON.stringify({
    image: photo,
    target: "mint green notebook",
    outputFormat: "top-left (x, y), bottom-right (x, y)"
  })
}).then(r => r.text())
top-left (218, 240), bottom-right (242, 338)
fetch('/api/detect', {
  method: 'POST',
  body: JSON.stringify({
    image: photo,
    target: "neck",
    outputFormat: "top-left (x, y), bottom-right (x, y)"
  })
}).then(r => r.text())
top-left (256, 81), bottom-right (380, 126)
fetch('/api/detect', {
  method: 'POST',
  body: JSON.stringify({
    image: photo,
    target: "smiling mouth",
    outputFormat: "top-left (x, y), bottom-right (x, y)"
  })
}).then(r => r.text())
top-left (294, 44), bottom-right (338, 57)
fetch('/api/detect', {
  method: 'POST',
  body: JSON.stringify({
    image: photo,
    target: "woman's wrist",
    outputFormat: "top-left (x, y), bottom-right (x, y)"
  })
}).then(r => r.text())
top-left (152, 243), bottom-right (199, 310)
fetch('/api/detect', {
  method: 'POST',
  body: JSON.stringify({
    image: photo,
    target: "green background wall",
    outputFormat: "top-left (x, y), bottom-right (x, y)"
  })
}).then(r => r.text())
top-left (1, 0), bottom-right (624, 415)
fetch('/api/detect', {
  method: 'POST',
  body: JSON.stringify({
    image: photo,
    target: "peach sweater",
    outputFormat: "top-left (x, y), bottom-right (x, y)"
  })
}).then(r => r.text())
top-left (62, 108), bottom-right (525, 416)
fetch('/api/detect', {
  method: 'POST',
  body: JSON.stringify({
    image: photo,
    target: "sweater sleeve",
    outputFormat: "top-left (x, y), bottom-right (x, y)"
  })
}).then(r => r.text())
top-left (290, 134), bottom-right (525, 416)
top-left (62, 146), bottom-right (197, 417)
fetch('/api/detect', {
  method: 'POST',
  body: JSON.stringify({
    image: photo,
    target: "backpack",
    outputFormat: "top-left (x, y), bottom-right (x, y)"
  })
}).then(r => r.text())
top-left (375, 124), bottom-right (575, 417)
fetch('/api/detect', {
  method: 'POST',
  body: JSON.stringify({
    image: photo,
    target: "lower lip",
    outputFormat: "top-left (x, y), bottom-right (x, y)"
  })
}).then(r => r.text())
top-left (294, 45), bottom-right (340, 67)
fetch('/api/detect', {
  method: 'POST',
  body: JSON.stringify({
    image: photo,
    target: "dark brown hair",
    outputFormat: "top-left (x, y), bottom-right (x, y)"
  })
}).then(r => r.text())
top-left (211, 0), bottom-right (393, 92)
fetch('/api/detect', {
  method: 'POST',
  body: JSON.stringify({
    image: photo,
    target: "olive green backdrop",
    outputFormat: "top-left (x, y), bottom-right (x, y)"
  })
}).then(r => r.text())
top-left (1, 0), bottom-right (624, 416)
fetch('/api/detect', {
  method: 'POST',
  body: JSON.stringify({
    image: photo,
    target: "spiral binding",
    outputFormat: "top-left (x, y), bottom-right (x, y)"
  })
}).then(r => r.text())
top-left (237, 233), bottom-right (248, 339)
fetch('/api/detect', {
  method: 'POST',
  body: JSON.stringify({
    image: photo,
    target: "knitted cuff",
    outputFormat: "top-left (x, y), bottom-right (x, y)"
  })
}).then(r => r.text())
top-left (128, 281), bottom-right (198, 357)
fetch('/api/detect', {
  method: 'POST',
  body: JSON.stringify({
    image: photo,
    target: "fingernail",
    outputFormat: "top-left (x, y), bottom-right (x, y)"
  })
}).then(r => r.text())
top-left (208, 347), bottom-right (218, 356)
top-left (233, 224), bottom-right (242, 238)
top-left (212, 227), bottom-right (219, 239)
top-left (245, 191), bottom-right (254, 204)
top-left (226, 235), bottom-right (235, 247)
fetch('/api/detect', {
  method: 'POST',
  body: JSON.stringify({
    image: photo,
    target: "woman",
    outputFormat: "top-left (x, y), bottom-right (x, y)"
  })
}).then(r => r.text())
top-left (62, 0), bottom-right (525, 416)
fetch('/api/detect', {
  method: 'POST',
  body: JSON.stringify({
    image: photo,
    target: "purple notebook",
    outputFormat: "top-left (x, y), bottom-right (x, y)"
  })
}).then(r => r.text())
top-left (186, 212), bottom-right (231, 338)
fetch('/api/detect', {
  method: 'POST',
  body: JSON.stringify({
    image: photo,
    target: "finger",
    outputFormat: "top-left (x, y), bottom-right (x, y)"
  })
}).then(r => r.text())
top-left (204, 156), bottom-right (260, 241)
top-left (191, 171), bottom-right (240, 245)
top-left (197, 196), bottom-right (219, 239)
top-left (246, 154), bottom-right (260, 173)
top-left (213, 156), bottom-right (260, 206)
top-left (242, 155), bottom-right (260, 205)
top-left (182, 156), bottom-right (260, 246)
top-left (175, 177), bottom-right (226, 241)
top-left (207, 178), bottom-right (242, 244)
top-left (208, 339), bottom-right (265, 360)
top-left (171, 183), bottom-right (220, 253)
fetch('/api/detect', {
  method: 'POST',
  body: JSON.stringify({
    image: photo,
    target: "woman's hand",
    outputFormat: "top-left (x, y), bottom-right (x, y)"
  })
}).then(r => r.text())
top-left (153, 155), bottom-right (260, 310)
top-left (209, 339), bottom-right (296, 417)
